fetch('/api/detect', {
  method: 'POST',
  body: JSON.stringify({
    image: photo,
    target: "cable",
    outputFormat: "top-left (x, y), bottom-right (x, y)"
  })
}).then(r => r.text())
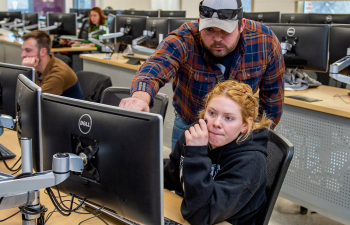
top-left (334, 94), bottom-right (350, 103)
top-left (0, 152), bottom-right (22, 173)
top-left (78, 212), bottom-right (109, 225)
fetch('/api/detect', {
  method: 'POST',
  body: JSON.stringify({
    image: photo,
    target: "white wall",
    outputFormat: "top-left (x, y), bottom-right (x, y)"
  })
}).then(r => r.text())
top-left (99, 0), bottom-right (151, 10)
top-left (65, 0), bottom-right (73, 12)
top-left (181, 0), bottom-right (201, 18)
top-left (1, 0), bottom-right (8, 10)
top-left (254, 0), bottom-right (295, 13)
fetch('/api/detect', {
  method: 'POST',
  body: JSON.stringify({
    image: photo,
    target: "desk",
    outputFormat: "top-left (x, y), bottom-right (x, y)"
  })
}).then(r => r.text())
top-left (275, 85), bottom-right (350, 224)
top-left (0, 29), bottom-right (97, 66)
top-left (80, 53), bottom-right (175, 150)
top-left (0, 129), bottom-right (229, 225)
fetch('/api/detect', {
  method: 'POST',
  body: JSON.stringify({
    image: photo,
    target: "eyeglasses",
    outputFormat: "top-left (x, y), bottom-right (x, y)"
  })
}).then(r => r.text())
top-left (199, 1), bottom-right (242, 20)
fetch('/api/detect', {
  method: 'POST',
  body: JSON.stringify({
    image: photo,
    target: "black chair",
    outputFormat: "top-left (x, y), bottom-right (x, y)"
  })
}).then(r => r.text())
top-left (100, 87), bottom-right (169, 122)
top-left (78, 18), bottom-right (89, 40)
top-left (54, 53), bottom-right (72, 68)
top-left (76, 71), bottom-right (112, 102)
top-left (257, 129), bottom-right (294, 225)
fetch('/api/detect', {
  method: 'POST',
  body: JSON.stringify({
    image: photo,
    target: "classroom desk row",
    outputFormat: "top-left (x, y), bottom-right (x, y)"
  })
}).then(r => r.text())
top-left (0, 29), bottom-right (97, 66)
top-left (0, 129), bottom-right (229, 225)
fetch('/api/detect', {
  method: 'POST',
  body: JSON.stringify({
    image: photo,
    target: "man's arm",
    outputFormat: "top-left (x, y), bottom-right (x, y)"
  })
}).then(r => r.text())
top-left (259, 33), bottom-right (285, 128)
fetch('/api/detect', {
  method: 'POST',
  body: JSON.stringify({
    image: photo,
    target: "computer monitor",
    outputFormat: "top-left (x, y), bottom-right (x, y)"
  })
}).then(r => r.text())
top-left (116, 15), bottom-right (147, 45)
top-left (309, 14), bottom-right (350, 24)
top-left (103, 9), bottom-right (119, 16)
top-left (78, 9), bottom-right (90, 18)
top-left (69, 8), bottom-right (79, 14)
top-left (107, 14), bottom-right (116, 33)
top-left (264, 23), bottom-right (330, 72)
top-left (125, 10), bottom-right (145, 16)
top-left (144, 10), bottom-right (159, 17)
top-left (0, 11), bottom-right (22, 22)
top-left (160, 11), bottom-right (186, 18)
top-left (23, 13), bottom-right (39, 25)
top-left (329, 24), bottom-right (350, 75)
top-left (47, 13), bottom-right (77, 36)
top-left (145, 18), bottom-right (169, 49)
top-left (243, 12), bottom-right (280, 23)
top-left (0, 62), bottom-right (35, 119)
top-left (281, 13), bottom-right (309, 24)
top-left (41, 93), bottom-right (163, 225)
top-left (168, 18), bottom-right (197, 33)
top-left (15, 74), bottom-right (42, 172)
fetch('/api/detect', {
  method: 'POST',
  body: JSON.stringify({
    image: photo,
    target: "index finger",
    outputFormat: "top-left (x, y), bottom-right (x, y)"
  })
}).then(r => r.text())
top-left (198, 119), bottom-right (208, 132)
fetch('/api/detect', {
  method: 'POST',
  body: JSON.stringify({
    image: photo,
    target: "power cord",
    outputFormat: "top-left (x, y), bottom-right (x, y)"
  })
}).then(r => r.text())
top-left (0, 151), bottom-right (22, 174)
top-left (333, 94), bottom-right (350, 103)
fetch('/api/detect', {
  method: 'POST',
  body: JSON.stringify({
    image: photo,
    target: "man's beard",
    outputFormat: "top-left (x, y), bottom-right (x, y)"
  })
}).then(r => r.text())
top-left (202, 33), bottom-right (240, 58)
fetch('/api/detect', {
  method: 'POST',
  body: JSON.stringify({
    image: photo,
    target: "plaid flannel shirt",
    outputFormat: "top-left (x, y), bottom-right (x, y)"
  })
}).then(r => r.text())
top-left (131, 20), bottom-right (285, 128)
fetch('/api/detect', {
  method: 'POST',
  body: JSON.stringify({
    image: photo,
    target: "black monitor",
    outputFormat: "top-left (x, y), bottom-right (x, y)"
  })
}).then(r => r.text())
top-left (125, 10), bottom-right (145, 16)
top-left (265, 23), bottom-right (330, 72)
top-left (281, 13), bottom-right (309, 24)
top-left (0, 11), bottom-right (22, 22)
top-left (107, 14), bottom-right (116, 33)
top-left (15, 74), bottom-right (42, 172)
top-left (168, 18), bottom-right (197, 33)
top-left (243, 12), bottom-right (280, 23)
top-left (144, 10), bottom-right (159, 17)
top-left (78, 9), bottom-right (90, 18)
top-left (309, 13), bottom-right (350, 24)
top-left (329, 24), bottom-right (350, 75)
top-left (145, 18), bottom-right (169, 49)
top-left (41, 93), bottom-right (163, 225)
top-left (116, 15), bottom-right (147, 45)
top-left (69, 8), bottom-right (79, 14)
top-left (23, 13), bottom-right (39, 25)
top-left (160, 11), bottom-right (186, 18)
top-left (0, 62), bottom-right (35, 119)
top-left (103, 9), bottom-right (123, 16)
top-left (47, 13), bottom-right (77, 36)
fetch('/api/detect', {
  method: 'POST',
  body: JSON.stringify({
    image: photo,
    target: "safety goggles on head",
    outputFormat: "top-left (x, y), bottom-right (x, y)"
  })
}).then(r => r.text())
top-left (199, 1), bottom-right (242, 20)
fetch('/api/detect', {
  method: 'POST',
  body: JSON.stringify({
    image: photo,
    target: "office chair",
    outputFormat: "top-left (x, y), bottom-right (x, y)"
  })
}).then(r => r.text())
top-left (76, 71), bottom-right (112, 102)
top-left (78, 18), bottom-right (89, 40)
top-left (100, 87), bottom-right (169, 122)
top-left (54, 53), bottom-right (72, 68)
top-left (257, 129), bottom-right (294, 225)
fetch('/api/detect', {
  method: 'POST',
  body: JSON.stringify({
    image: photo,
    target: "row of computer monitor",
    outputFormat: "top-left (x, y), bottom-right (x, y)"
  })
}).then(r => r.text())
top-left (243, 12), bottom-right (350, 24)
top-left (69, 8), bottom-right (186, 18)
top-left (0, 11), bottom-right (38, 25)
top-left (0, 63), bottom-right (163, 224)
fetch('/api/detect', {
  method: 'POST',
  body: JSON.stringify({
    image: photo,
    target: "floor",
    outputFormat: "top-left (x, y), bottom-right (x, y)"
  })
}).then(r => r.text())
top-left (269, 197), bottom-right (344, 225)
top-left (163, 146), bottom-right (345, 225)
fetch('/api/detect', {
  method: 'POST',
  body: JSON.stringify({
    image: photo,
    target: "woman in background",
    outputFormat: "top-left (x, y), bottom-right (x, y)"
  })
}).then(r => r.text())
top-left (69, 6), bottom-right (108, 51)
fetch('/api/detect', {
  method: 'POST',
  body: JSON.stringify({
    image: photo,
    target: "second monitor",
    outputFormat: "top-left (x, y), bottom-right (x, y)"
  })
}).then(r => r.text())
top-left (46, 12), bottom-right (77, 36)
top-left (244, 12), bottom-right (280, 23)
top-left (116, 15), bottom-right (147, 45)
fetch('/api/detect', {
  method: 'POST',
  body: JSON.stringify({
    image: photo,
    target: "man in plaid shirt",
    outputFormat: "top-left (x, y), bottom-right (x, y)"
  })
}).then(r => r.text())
top-left (120, 0), bottom-right (285, 149)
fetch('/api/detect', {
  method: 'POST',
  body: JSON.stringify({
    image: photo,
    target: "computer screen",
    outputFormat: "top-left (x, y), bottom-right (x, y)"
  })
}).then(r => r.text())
top-left (15, 74), bottom-right (42, 173)
top-left (281, 13), bottom-right (309, 24)
top-left (107, 14), bottom-right (116, 33)
top-left (47, 13), bottom-right (77, 36)
top-left (168, 18), bottom-right (197, 33)
top-left (243, 12), bottom-right (280, 23)
top-left (0, 11), bottom-right (22, 22)
top-left (125, 10), bottom-right (145, 16)
top-left (23, 13), bottom-right (39, 25)
top-left (41, 93), bottom-right (163, 225)
top-left (0, 62), bottom-right (35, 119)
top-left (309, 14), bottom-right (350, 24)
top-left (103, 9), bottom-right (122, 16)
top-left (160, 11), bottom-right (186, 18)
top-left (329, 24), bottom-right (350, 75)
top-left (69, 8), bottom-right (79, 14)
top-left (116, 15), bottom-right (147, 45)
top-left (145, 18), bottom-right (169, 49)
top-left (144, 10), bottom-right (159, 17)
top-left (265, 23), bottom-right (330, 72)
top-left (78, 9), bottom-right (90, 18)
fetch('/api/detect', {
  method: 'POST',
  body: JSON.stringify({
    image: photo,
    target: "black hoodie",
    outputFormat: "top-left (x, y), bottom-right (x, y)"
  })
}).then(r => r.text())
top-left (164, 128), bottom-right (269, 225)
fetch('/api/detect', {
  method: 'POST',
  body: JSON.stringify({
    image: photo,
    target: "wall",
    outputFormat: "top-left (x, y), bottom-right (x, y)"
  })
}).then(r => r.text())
top-left (1, 0), bottom-right (7, 10)
top-left (98, 0), bottom-right (151, 10)
top-left (253, 0), bottom-right (296, 13)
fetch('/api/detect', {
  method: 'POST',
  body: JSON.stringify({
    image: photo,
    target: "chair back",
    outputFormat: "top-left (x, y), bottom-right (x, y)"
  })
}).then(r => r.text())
top-left (257, 129), bottom-right (294, 225)
top-left (100, 87), bottom-right (169, 122)
top-left (78, 18), bottom-right (90, 40)
top-left (76, 71), bottom-right (112, 102)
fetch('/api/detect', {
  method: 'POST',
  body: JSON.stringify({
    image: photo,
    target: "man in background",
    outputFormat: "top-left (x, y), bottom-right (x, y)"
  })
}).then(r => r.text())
top-left (21, 30), bottom-right (84, 100)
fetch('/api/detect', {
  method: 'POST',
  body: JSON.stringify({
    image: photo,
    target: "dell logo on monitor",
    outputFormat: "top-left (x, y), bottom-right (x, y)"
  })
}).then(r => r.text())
top-left (326, 15), bottom-right (332, 22)
top-left (79, 114), bottom-right (92, 134)
top-left (287, 27), bottom-right (295, 36)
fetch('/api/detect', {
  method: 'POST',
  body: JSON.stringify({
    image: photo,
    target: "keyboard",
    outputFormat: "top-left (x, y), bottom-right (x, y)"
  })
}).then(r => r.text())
top-left (0, 143), bottom-right (16, 160)
top-left (84, 201), bottom-right (182, 225)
